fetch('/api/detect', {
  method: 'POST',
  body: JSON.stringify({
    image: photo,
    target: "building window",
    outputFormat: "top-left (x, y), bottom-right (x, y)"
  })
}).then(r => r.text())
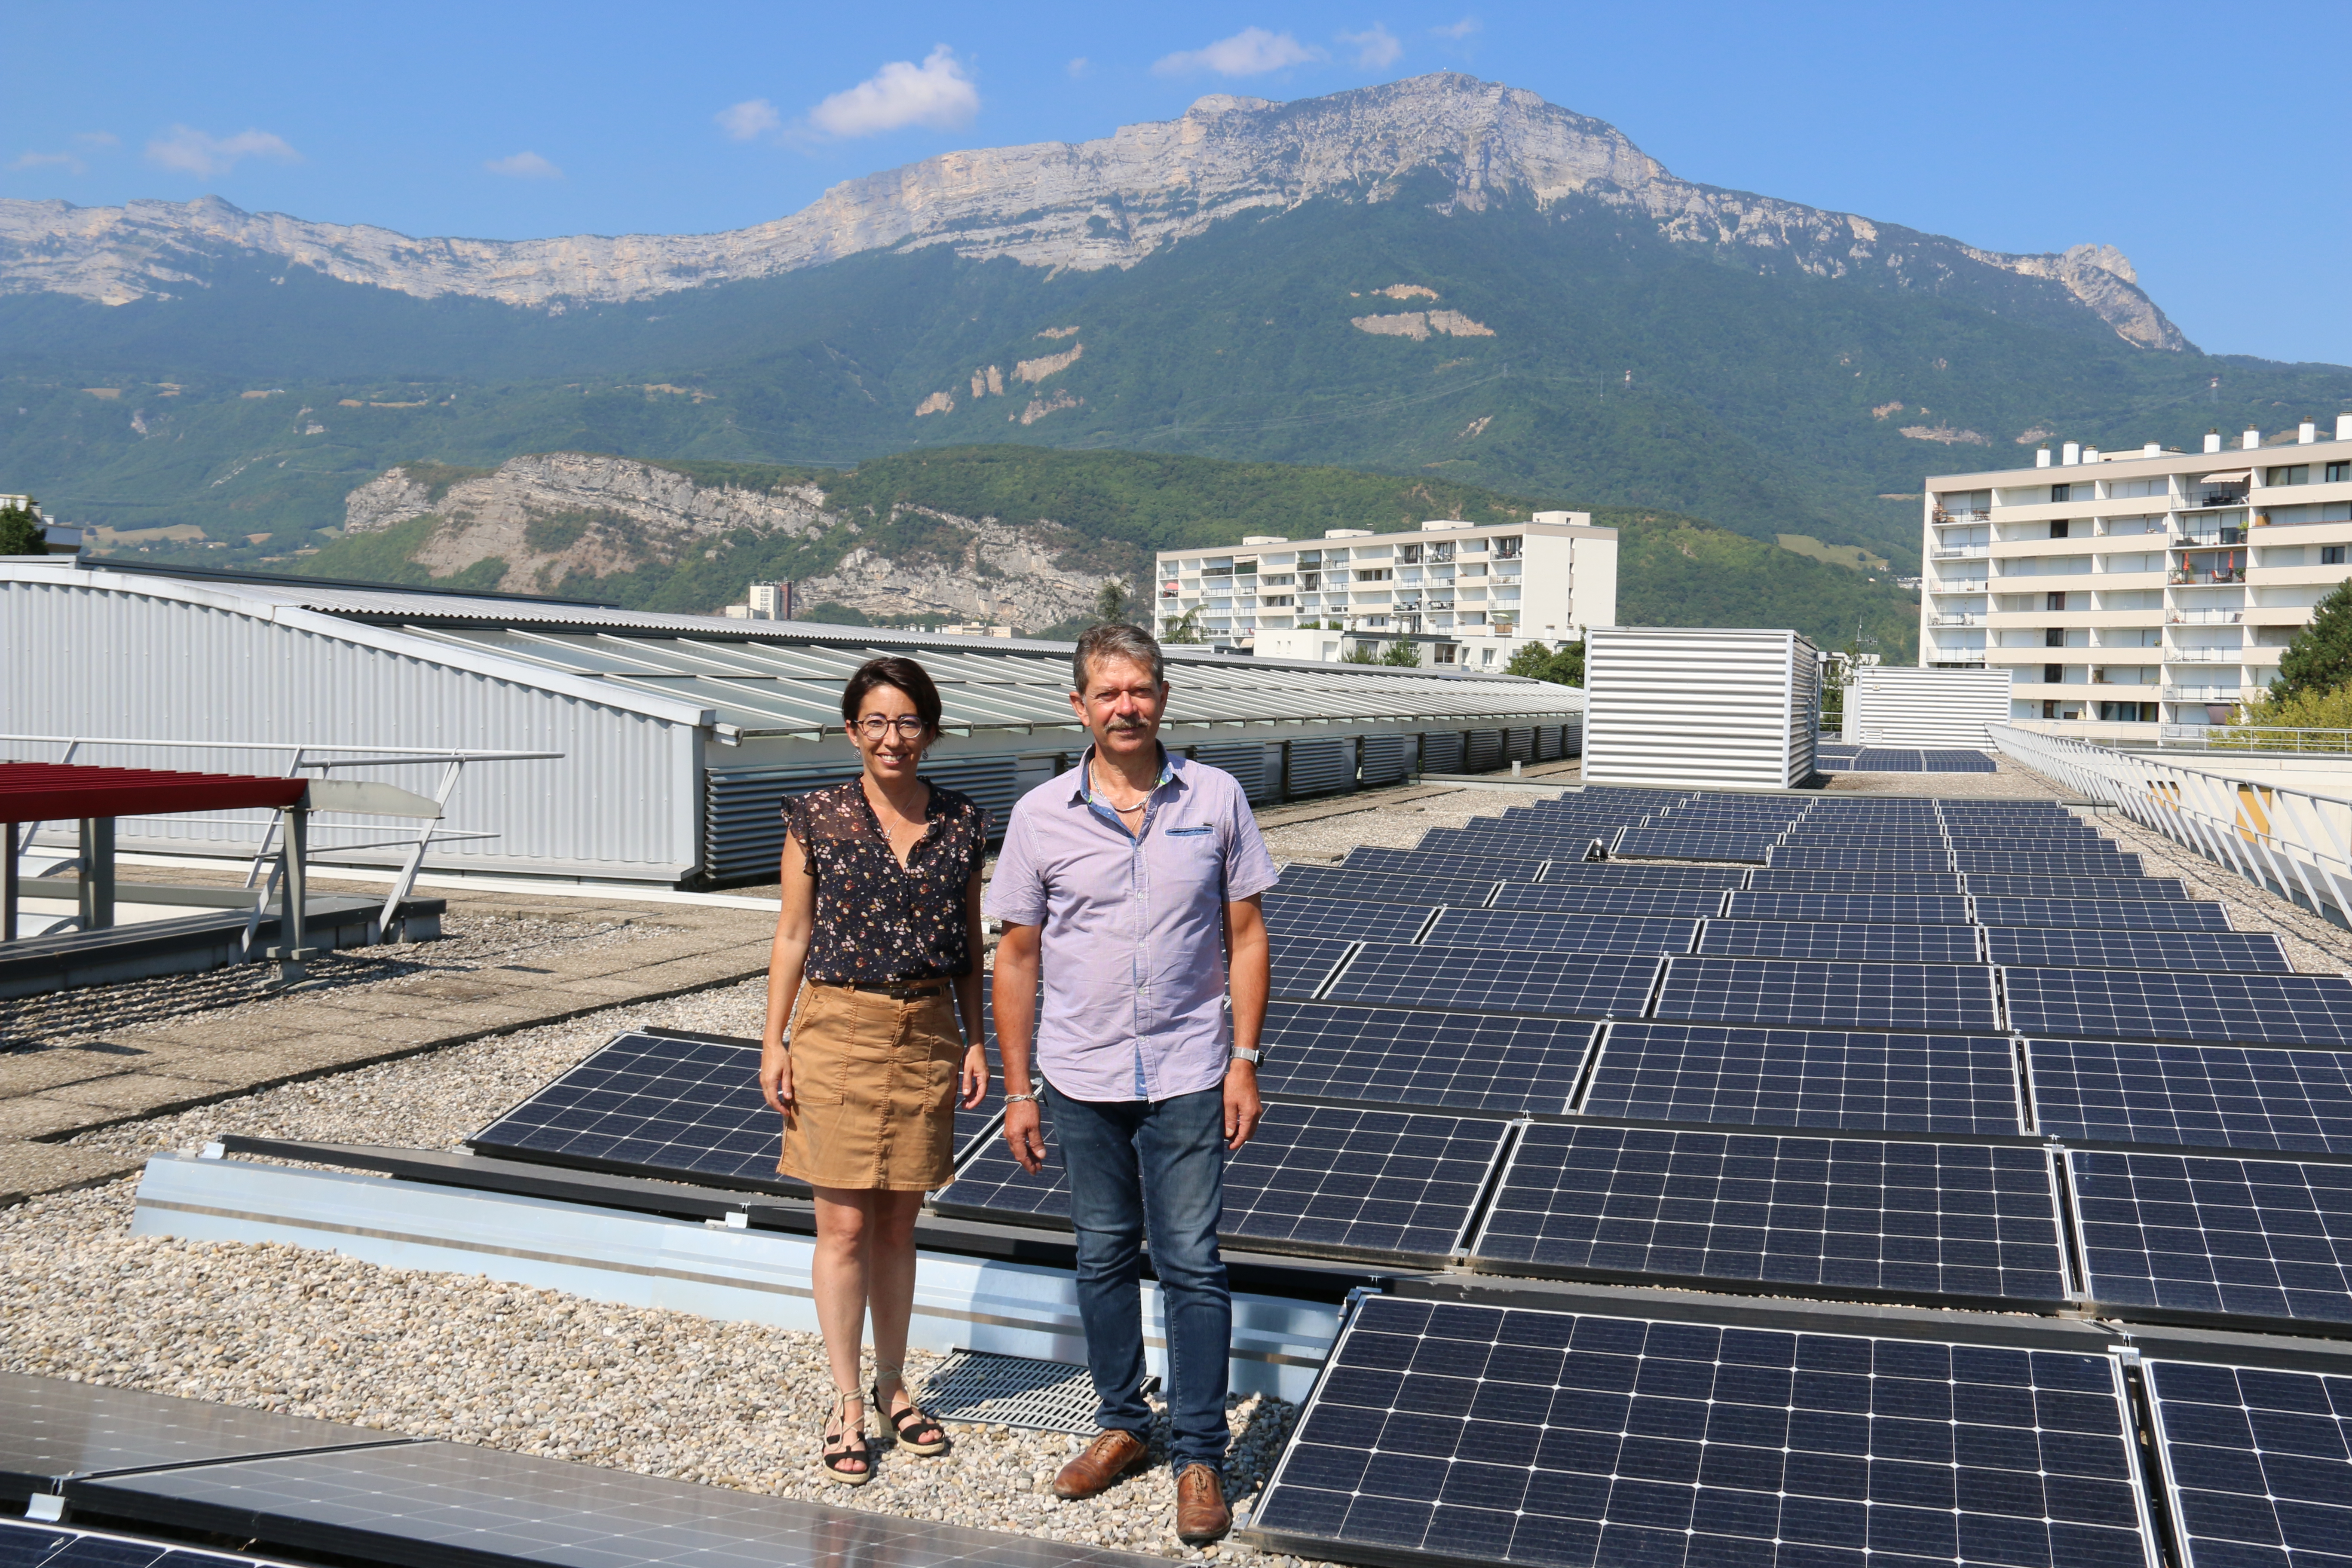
top-left (1354, 568), bottom-right (1391, 582)
top-left (2050, 520), bottom-right (2070, 539)
top-left (1494, 536), bottom-right (1522, 559)
top-left (1399, 544), bottom-right (1423, 564)
top-left (2046, 591), bottom-right (2067, 611)
top-left (2326, 546), bottom-right (2347, 566)
top-left (2045, 628), bottom-right (2065, 648)
top-left (2043, 700), bottom-right (2060, 719)
top-left (2269, 465), bottom-right (2311, 487)
top-left (2328, 462), bottom-right (2349, 484)
top-left (1433, 643), bottom-right (1458, 664)
top-left (2050, 484), bottom-right (2070, 503)
top-left (2043, 663), bottom-right (2064, 684)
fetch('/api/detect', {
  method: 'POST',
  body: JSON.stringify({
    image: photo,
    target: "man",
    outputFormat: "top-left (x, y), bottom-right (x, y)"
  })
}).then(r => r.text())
top-left (985, 622), bottom-right (1276, 1547)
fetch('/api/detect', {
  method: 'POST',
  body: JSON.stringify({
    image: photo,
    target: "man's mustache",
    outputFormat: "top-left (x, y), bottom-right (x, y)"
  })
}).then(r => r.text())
top-left (1106, 717), bottom-right (1151, 731)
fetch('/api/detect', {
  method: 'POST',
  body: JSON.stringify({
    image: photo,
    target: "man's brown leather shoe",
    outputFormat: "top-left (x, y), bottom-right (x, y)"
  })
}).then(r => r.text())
top-left (1053, 1429), bottom-right (1149, 1500)
top-left (1175, 1463), bottom-right (1231, 1545)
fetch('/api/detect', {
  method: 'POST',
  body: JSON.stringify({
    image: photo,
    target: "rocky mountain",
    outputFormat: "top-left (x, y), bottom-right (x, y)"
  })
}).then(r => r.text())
top-left (0, 76), bottom-right (2182, 351)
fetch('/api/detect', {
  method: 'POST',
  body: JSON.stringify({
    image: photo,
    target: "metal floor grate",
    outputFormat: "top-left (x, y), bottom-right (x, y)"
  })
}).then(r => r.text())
top-left (913, 1350), bottom-right (1153, 1435)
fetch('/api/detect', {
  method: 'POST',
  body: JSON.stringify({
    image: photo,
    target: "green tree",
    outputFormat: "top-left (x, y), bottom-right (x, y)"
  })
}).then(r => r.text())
top-left (1380, 639), bottom-right (1423, 668)
top-left (1161, 606), bottom-right (1203, 643)
top-left (0, 502), bottom-right (44, 557)
top-left (2226, 679), bottom-right (2352, 739)
top-left (1341, 640), bottom-right (1380, 665)
top-left (1092, 579), bottom-right (1131, 625)
top-left (2272, 580), bottom-right (2352, 700)
top-left (1505, 638), bottom-right (1584, 685)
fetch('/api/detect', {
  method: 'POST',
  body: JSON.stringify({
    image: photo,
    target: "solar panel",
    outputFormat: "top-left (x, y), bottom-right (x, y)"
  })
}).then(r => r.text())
top-left (469, 1017), bottom-right (1009, 1195)
top-left (1655, 956), bottom-right (2002, 1032)
top-left (1723, 890), bottom-right (1972, 925)
top-left (2068, 1149), bottom-right (2352, 1326)
top-left (1969, 896), bottom-right (2229, 932)
top-left (1491, 883), bottom-right (1729, 919)
top-left (1262, 892), bottom-right (1435, 946)
top-left (1259, 1000), bottom-right (1598, 1116)
top-left (1268, 933), bottom-right (1359, 1000)
top-left (1699, 919), bottom-right (1983, 965)
top-left (1585, 1022), bottom-right (2023, 1134)
top-left (1328, 942), bottom-right (1663, 1020)
top-left (2004, 968), bottom-right (2352, 1047)
top-left (1531, 862), bottom-right (1749, 889)
top-left (935, 1099), bottom-right (1511, 1265)
top-left (1769, 848), bottom-right (1958, 872)
top-left (1473, 1124), bottom-right (2069, 1305)
top-left (1966, 876), bottom-right (2187, 902)
top-left (1273, 864), bottom-right (1498, 907)
top-left (1957, 852), bottom-right (2144, 878)
top-left (1923, 750), bottom-right (1999, 772)
top-left (2142, 1358), bottom-right (2352, 1568)
top-left (1613, 827), bottom-right (1779, 864)
top-left (1984, 927), bottom-right (2291, 973)
top-left (2026, 1039), bottom-right (2352, 1154)
top-left (0, 1517), bottom-right (321, 1567)
top-left (1342, 846), bottom-right (1549, 882)
top-left (1250, 1296), bottom-right (2158, 1568)
top-left (1744, 870), bottom-right (1966, 894)
top-left (1948, 834), bottom-right (2116, 853)
top-left (1422, 907), bottom-right (1700, 956)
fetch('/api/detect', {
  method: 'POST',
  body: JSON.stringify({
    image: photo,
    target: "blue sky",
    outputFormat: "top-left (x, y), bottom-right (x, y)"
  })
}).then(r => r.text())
top-left (6, 1), bottom-right (2346, 364)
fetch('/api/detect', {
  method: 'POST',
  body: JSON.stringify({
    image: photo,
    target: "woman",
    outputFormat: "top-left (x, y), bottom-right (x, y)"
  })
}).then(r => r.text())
top-left (758, 655), bottom-right (989, 1484)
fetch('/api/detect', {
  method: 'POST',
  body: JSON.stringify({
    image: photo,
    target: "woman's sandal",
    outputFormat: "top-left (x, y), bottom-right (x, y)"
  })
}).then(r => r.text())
top-left (873, 1368), bottom-right (950, 1457)
top-left (821, 1388), bottom-right (873, 1485)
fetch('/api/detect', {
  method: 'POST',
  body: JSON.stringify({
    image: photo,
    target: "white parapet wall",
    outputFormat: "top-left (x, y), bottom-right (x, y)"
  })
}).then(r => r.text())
top-left (1842, 666), bottom-right (2014, 746)
top-left (1583, 627), bottom-right (1823, 790)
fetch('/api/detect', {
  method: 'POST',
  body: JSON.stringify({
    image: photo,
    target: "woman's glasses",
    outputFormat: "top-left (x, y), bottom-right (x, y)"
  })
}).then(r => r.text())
top-left (854, 716), bottom-right (931, 740)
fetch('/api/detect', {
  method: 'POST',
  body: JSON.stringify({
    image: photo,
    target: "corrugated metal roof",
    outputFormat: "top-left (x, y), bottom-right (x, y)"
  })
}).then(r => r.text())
top-left (24, 560), bottom-right (1583, 740)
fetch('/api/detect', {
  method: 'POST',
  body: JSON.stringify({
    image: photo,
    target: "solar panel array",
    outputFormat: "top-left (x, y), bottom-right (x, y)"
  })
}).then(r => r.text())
top-left (455, 781), bottom-right (2348, 1568)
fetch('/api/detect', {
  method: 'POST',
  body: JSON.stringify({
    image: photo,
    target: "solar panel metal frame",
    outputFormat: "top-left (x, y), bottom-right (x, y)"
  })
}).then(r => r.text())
top-left (1768, 848), bottom-right (1960, 872)
top-left (1470, 1123), bottom-right (2074, 1309)
top-left (1698, 919), bottom-right (1985, 965)
top-left (1342, 846), bottom-right (1550, 883)
top-left (935, 1098), bottom-right (1516, 1267)
top-left (1655, 956), bottom-right (2003, 1033)
top-left (1268, 934), bottom-right (1361, 1001)
top-left (1984, 927), bottom-right (2291, 974)
top-left (1583, 1021), bottom-right (2026, 1135)
top-left (2025, 1038), bottom-right (2352, 1154)
top-left (2141, 1357), bottom-right (2352, 1568)
top-left (2003, 968), bottom-right (2352, 1047)
top-left (1273, 864), bottom-right (1499, 908)
top-left (1611, 827), bottom-right (1779, 865)
top-left (1245, 1295), bottom-right (2164, 1568)
top-left (2066, 1148), bottom-right (2352, 1329)
top-left (1529, 862), bottom-right (1750, 889)
top-left (1743, 870), bottom-right (1966, 895)
top-left (1421, 907), bottom-right (1700, 957)
top-left (1257, 999), bottom-right (1600, 1116)
top-left (1965, 875), bottom-right (2188, 903)
top-left (1326, 941), bottom-right (1668, 1021)
top-left (1955, 853), bottom-right (2142, 877)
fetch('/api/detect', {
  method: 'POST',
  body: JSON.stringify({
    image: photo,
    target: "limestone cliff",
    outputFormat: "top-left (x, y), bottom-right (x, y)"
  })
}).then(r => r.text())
top-left (0, 74), bottom-right (2185, 350)
top-left (342, 453), bottom-right (1126, 628)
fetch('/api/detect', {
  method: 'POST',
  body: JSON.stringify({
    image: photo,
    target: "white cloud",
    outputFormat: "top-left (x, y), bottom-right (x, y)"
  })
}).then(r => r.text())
top-left (1066, 56), bottom-right (1093, 79)
top-left (807, 45), bottom-right (979, 138)
top-left (1153, 27), bottom-right (1324, 77)
top-left (1432, 15), bottom-right (1481, 39)
top-left (8, 150), bottom-right (86, 175)
top-left (484, 150), bottom-right (562, 179)
top-left (1338, 24), bottom-right (1403, 67)
top-left (716, 98), bottom-right (781, 141)
top-left (146, 126), bottom-right (300, 179)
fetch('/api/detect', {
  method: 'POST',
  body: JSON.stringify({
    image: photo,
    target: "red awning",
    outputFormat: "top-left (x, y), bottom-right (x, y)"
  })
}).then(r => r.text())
top-left (0, 762), bottom-right (311, 824)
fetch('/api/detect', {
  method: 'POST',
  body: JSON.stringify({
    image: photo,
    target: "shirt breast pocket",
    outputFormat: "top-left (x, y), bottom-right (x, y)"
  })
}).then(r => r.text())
top-left (1157, 824), bottom-right (1225, 896)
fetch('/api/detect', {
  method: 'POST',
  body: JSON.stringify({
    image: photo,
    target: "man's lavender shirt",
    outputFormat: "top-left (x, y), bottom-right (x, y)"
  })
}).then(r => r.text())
top-left (983, 744), bottom-right (1280, 1104)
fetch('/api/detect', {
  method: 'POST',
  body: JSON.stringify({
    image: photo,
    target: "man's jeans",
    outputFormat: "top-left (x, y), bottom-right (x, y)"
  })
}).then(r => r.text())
top-left (1044, 1081), bottom-right (1231, 1475)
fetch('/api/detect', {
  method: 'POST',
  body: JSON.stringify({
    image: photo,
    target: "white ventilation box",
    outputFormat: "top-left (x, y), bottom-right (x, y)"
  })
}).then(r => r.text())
top-left (1841, 666), bottom-right (2014, 746)
top-left (1583, 628), bottom-right (1822, 790)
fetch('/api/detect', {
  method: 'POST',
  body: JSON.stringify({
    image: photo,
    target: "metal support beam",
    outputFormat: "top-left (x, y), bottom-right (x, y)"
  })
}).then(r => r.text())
top-left (1, 821), bottom-right (18, 944)
top-left (77, 817), bottom-right (114, 931)
top-left (267, 805), bottom-right (320, 989)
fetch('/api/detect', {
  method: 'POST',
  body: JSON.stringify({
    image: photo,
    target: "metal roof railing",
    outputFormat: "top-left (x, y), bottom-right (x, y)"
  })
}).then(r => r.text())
top-left (1986, 722), bottom-right (2352, 925)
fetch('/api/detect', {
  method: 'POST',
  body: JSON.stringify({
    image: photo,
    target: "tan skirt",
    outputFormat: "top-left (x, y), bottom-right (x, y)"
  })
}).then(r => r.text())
top-left (778, 982), bottom-right (965, 1191)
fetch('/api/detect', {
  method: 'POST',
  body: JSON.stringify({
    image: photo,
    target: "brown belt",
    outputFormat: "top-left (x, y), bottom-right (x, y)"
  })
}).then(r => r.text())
top-left (816, 977), bottom-right (953, 1001)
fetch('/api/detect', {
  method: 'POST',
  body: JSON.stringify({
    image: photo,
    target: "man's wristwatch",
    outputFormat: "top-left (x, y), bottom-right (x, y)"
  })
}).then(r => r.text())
top-left (1004, 1092), bottom-right (1038, 1105)
top-left (1231, 1047), bottom-right (1262, 1066)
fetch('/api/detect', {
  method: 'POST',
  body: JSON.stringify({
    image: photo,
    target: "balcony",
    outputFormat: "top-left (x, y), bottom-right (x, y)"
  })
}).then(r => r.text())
top-left (2190, 490), bottom-right (2250, 509)
top-left (2168, 609), bottom-right (2244, 625)
top-left (1931, 545), bottom-right (1991, 560)
top-left (2164, 649), bottom-right (2242, 664)
top-left (2168, 568), bottom-right (2246, 585)
top-left (1929, 613), bottom-right (1981, 627)
top-left (1932, 509), bottom-right (1992, 525)
top-left (2172, 527), bottom-right (2247, 547)
top-left (2162, 684), bottom-right (2242, 701)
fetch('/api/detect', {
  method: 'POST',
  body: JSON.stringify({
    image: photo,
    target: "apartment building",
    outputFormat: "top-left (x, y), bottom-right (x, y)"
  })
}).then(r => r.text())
top-left (1154, 513), bottom-right (1617, 668)
top-left (1921, 417), bottom-right (2352, 740)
